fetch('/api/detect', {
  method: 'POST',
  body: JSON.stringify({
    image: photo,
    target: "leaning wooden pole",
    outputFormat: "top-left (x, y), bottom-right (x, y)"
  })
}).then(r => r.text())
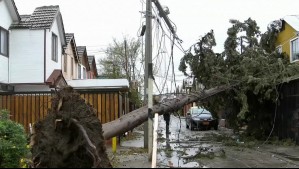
top-left (102, 85), bottom-right (233, 140)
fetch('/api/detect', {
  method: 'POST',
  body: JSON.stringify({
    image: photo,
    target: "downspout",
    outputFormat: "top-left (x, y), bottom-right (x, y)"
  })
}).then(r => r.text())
top-left (44, 29), bottom-right (46, 83)
top-left (8, 29), bottom-right (10, 84)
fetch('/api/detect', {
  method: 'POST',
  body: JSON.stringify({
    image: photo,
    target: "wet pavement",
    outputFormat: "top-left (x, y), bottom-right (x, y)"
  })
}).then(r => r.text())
top-left (107, 115), bottom-right (299, 168)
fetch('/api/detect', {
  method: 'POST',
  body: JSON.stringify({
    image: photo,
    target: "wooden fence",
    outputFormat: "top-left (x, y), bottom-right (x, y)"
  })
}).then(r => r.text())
top-left (0, 91), bottom-right (125, 133)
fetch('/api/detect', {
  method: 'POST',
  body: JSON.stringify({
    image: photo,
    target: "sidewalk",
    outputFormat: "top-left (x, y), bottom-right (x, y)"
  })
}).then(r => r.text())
top-left (106, 124), bottom-right (151, 168)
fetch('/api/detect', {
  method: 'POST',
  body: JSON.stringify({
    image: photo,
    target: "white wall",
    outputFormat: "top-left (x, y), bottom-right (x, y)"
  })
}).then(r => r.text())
top-left (0, 0), bottom-right (13, 83)
top-left (9, 29), bottom-right (44, 83)
top-left (46, 18), bottom-right (63, 80)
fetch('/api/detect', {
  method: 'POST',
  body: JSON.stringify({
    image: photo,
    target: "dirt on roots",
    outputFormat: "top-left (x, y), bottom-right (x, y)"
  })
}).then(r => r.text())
top-left (30, 87), bottom-right (112, 168)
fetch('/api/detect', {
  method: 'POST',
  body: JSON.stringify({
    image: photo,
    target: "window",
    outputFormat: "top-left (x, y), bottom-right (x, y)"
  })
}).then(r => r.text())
top-left (64, 55), bottom-right (67, 72)
top-left (83, 67), bottom-right (86, 79)
top-left (71, 57), bottom-right (73, 76)
top-left (78, 64), bottom-right (81, 79)
top-left (0, 27), bottom-right (8, 56)
top-left (291, 38), bottom-right (299, 62)
top-left (52, 33), bottom-right (58, 62)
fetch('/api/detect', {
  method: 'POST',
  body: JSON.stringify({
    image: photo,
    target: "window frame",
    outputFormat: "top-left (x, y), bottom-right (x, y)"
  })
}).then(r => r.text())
top-left (83, 67), bottom-right (86, 79)
top-left (51, 33), bottom-right (58, 62)
top-left (64, 54), bottom-right (67, 72)
top-left (78, 64), bottom-right (81, 79)
top-left (71, 57), bottom-right (73, 76)
top-left (290, 37), bottom-right (299, 62)
top-left (0, 27), bottom-right (9, 57)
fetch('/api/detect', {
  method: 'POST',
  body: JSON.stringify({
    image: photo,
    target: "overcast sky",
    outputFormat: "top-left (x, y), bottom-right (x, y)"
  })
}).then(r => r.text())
top-left (13, 0), bottom-right (299, 93)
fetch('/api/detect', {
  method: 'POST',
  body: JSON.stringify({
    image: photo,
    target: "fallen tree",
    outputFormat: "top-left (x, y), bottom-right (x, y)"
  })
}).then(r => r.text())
top-left (102, 84), bottom-right (233, 140)
top-left (30, 87), bottom-right (112, 168)
top-left (30, 85), bottom-right (232, 168)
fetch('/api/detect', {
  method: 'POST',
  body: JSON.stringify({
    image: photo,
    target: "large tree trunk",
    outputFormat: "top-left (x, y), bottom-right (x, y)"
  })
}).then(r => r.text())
top-left (102, 85), bottom-right (232, 140)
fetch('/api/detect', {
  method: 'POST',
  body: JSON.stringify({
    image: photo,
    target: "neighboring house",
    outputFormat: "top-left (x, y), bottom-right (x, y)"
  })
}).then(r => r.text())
top-left (76, 46), bottom-right (90, 79)
top-left (87, 55), bottom-right (98, 79)
top-left (63, 33), bottom-right (79, 80)
top-left (9, 5), bottom-right (67, 91)
top-left (0, 0), bottom-right (20, 92)
top-left (275, 15), bottom-right (299, 63)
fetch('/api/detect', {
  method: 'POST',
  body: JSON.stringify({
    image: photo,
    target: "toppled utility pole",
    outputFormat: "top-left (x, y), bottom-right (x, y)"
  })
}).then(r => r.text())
top-left (152, 0), bottom-right (175, 34)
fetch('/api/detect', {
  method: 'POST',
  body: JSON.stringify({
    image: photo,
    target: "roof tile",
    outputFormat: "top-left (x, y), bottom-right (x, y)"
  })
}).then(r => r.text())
top-left (10, 5), bottom-right (60, 29)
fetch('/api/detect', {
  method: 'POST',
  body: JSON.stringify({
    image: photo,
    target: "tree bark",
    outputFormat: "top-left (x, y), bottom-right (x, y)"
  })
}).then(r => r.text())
top-left (102, 85), bottom-right (232, 140)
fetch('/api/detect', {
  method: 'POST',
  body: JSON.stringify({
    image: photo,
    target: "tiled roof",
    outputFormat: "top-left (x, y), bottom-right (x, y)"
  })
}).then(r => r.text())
top-left (10, 5), bottom-right (60, 29)
top-left (64, 33), bottom-right (74, 50)
top-left (65, 33), bottom-right (74, 44)
top-left (77, 46), bottom-right (86, 56)
top-left (10, 15), bottom-right (32, 28)
top-left (46, 69), bottom-right (67, 88)
top-left (87, 55), bottom-right (95, 65)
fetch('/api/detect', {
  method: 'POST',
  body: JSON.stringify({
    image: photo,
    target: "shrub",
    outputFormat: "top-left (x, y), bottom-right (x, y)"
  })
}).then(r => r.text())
top-left (0, 109), bottom-right (29, 168)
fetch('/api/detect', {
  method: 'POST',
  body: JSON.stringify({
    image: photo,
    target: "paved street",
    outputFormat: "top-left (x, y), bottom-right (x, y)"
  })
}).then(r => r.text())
top-left (108, 114), bottom-right (299, 168)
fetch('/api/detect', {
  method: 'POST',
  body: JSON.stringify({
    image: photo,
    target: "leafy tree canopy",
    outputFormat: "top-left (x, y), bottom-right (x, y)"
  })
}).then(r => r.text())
top-left (99, 37), bottom-right (143, 107)
top-left (179, 18), bottom-right (299, 138)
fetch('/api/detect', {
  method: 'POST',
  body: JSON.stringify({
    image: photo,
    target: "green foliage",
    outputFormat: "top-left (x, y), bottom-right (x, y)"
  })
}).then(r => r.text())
top-left (0, 109), bottom-right (29, 168)
top-left (129, 89), bottom-right (142, 108)
top-left (179, 18), bottom-right (299, 139)
top-left (99, 36), bottom-right (143, 107)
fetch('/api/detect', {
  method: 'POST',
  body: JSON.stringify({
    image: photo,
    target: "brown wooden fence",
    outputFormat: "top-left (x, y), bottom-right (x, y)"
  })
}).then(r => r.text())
top-left (0, 91), bottom-right (124, 133)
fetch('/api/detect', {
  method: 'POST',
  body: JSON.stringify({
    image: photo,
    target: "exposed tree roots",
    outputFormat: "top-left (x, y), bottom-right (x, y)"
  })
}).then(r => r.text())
top-left (30, 87), bottom-right (112, 168)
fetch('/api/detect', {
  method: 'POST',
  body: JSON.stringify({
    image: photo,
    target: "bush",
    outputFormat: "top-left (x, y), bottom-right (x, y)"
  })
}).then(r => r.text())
top-left (0, 109), bottom-right (29, 168)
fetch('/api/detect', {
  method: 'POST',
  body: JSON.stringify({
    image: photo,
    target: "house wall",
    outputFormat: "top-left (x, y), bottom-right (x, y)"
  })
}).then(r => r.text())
top-left (276, 23), bottom-right (297, 59)
top-left (46, 18), bottom-right (63, 81)
top-left (87, 71), bottom-right (93, 79)
top-left (63, 43), bottom-right (78, 80)
top-left (0, 0), bottom-right (13, 83)
top-left (10, 29), bottom-right (44, 83)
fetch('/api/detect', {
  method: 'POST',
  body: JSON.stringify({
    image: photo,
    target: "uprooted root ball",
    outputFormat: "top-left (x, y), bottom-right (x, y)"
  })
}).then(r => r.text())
top-left (30, 87), bottom-right (112, 168)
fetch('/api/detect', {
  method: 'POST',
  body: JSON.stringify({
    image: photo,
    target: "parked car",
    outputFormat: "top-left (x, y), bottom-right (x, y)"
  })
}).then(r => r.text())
top-left (186, 107), bottom-right (218, 130)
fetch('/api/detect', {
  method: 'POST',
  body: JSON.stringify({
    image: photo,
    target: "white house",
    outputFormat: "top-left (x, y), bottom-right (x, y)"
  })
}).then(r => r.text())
top-left (0, 0), bottom-right (20, 91)
top-left (9, 5), bottom-right (67, 92)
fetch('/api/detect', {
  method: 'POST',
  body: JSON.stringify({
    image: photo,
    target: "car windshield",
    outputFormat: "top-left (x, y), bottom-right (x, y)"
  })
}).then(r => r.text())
top-left (192, 108), bottom-right (211, 115)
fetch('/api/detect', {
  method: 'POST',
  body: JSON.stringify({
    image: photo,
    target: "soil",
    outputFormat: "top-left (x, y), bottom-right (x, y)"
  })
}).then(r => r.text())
top-left (30, 87), bottom-right (112, 168)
